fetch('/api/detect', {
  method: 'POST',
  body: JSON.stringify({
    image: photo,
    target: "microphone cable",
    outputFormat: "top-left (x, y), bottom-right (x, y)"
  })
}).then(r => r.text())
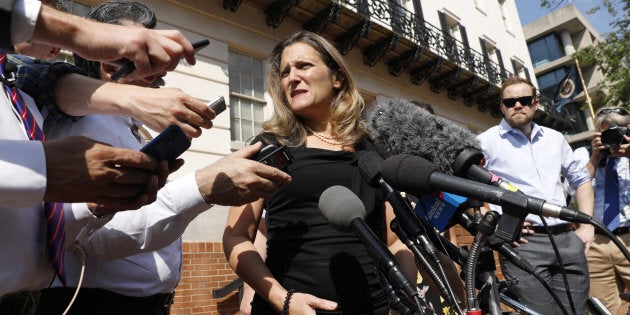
top-left (62, 241), bottom-right (87, 315)
top-left (590, 219), bottom-right (630, 262)
top-left (463, 211), bottom-right (568, 315)
top-left (499, 292), bottom-right (542, 315)
top-left (538, 216), bottom-right (576, 315)
top-left (391, 219), bottom-right (464, 315)
top-left (376, 263), bottom-right (425, 315)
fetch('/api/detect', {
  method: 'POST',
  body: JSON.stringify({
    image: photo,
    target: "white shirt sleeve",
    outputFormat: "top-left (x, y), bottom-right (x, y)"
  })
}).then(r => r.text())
top-left (0, 140), bottom-right (46, 207)
top-left (75, 172), bottom-right (213, 259)
top-left (10, 0), bottom-right (40, 44)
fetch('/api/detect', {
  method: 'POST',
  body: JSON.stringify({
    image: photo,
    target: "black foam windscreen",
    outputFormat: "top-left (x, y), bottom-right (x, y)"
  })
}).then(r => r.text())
top-left (319, 185), bottom-right (366, 229)
top-left (381, 154), bottom-right (437, 194)
top-left (368, 98), bottom-right (481, 175)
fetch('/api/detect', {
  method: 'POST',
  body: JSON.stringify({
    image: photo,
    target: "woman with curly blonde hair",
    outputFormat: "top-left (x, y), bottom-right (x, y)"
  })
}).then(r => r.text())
top-left (223, 31), bottom-right (416, 315)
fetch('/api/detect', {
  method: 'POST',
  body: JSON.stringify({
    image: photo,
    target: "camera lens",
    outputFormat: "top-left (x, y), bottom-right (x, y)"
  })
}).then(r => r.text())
top-left (601, 128), bottom-right (625, 147)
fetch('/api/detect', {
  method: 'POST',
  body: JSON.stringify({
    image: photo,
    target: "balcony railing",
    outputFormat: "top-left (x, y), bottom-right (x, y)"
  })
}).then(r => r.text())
top-left (226, 0), bottom-right (572, 125)
top-left (338, 0), bottom-right (513, 85)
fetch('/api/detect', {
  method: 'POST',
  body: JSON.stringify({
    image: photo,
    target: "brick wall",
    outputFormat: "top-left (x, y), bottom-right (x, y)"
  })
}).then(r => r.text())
top-left (171, 242), bottom-right (240, 315)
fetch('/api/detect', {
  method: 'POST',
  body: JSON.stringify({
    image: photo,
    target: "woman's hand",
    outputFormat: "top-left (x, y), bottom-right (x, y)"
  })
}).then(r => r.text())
top-left (283, 292), bottom-right (337, 315)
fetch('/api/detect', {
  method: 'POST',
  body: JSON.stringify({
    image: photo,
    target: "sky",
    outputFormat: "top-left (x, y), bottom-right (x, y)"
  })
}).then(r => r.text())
top-left (515, 0), bottom-right (621, 36)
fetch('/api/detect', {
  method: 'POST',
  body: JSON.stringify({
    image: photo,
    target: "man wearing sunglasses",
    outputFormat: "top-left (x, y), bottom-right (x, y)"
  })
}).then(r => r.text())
top-left (578, 107), bottom-right (630, 314)
top-left (477, 76), bottom-right (594, 315)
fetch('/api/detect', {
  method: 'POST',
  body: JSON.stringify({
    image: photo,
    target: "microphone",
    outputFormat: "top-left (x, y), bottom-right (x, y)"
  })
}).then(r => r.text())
top-left (357, 151), bottom-right (465, 313)
top-left (415, 191), bottom-right (468, 232)
top-left (318, 185), bottom-right (419, 304)
top-left (381, 154), bottom-right (592, 224)
top-left (368, 98), bottom-right (524, 191)
top-left (368, 98), bottom-right (527, 242)
top-left (368, 98), bottom-right (482, 176)
top-left (455, 212), bottom-right (535, 274)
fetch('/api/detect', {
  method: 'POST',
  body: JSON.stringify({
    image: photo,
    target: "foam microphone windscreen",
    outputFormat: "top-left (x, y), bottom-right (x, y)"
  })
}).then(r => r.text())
top-left (381, 154), bottom-right (437, 194)
top-left (319, 185), bottom-right (366, 229)
top-left (368, 98), bottom-right (481, 175)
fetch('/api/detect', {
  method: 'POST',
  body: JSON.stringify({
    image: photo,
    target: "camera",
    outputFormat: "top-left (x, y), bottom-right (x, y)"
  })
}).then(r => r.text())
top-left (250, 143), bottom-right (293, 170)
top-left (601, 125), bottom-right (630, 147)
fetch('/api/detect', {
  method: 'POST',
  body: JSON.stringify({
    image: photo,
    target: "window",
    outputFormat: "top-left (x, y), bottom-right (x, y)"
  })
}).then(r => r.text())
top-left (479, 37), bottom-right (503, 83)
top-left (511, 59), bottom-right (525, 77)
top-left (228, 51), bottom-right (266, 143)
top-left (498, 0), bottom-right (512, 33)
top-left (438, 11), bottom-right (461, 63)
top-left (510, 58), bottom-right (530, 81)
top-left (528, 34), bottom-right (564, 67)
top-left (537, 67), bottom-right (568, 97)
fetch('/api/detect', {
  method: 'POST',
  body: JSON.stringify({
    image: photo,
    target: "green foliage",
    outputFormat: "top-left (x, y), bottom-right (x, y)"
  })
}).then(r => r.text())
top-left (544, 0), bottom-right (629, 108)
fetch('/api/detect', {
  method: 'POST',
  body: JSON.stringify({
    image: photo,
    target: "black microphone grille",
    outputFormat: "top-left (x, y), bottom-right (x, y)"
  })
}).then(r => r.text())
top-left (319, 185), bottom-right (366, 229)
top-left (381, 154), bottom-right (437, 194)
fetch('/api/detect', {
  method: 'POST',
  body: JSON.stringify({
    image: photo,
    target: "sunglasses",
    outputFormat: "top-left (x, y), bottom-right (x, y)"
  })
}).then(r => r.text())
top-left (597, 107), bottom-right (629, 116)
top-left (502, 96), bottom-right (534, 108)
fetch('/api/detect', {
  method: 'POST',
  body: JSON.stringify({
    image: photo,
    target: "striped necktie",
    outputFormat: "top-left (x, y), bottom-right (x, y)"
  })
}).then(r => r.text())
top-left (0, 51), bottom-right (66, 285)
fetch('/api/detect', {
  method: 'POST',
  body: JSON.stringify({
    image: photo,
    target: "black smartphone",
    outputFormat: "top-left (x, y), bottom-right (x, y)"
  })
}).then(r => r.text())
top-left (250, 143), bottom-right (294, 170)
top-left (111, 39), bottom-right (211, 81)
top-left (208, 95), bottom-right (226, 116)
top-left (140, 124), bottom-right (191, 161)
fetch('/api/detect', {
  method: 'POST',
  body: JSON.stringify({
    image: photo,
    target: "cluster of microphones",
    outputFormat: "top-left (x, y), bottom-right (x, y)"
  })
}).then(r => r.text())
top-left (316, 99), bottom-right (595, 314)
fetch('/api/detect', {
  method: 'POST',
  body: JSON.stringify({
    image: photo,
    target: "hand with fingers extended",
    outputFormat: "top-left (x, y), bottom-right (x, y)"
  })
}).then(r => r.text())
top-left (280, 291), bottom-right (338, 315)
top-left (42, 136), bottom-right (169, 210)
top-left (195, 142), bottom-right (292, 206)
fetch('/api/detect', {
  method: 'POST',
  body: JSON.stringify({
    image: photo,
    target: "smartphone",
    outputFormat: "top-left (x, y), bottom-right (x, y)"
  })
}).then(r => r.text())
top-left (111, 39), bottom-right (211, 81)
top-left (208, 95), bottom-right (226, 116)
top-left (140, 124), bottom-right (191, 161)
top-left (250, 143), bottom-right (294, 170)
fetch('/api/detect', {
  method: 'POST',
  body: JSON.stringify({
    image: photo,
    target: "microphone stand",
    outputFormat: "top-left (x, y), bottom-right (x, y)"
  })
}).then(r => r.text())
top-left (381, 179), bottom-right (465, 315)
top-left (375, 264), bottom-right (425, 315)
top-left (464, 211), bottom-right (499, 315)
top-left (391, 218), bottom-right (463, 315)
top-left (460, 211), bottom-right (568, 315)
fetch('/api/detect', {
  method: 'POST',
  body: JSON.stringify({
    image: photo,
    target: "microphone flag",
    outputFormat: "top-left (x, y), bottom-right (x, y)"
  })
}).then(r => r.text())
top-left (415, 192), bottom-right (467, 232)
top-left (553, 64), bottom-right (583, 113)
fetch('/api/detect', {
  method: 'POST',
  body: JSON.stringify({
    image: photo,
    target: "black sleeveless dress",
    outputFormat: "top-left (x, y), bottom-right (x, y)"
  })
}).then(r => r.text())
top-left (251, 141), bottom-right (389, 315)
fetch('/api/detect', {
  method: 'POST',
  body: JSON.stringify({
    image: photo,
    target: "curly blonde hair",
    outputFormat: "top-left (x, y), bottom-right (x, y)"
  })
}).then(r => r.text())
top-left (262, 31), bottom-right (365, 147)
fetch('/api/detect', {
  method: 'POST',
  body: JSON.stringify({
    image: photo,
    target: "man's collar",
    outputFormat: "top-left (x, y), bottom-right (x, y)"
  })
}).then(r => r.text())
top-left (498, 118), bottom-right (542, 139)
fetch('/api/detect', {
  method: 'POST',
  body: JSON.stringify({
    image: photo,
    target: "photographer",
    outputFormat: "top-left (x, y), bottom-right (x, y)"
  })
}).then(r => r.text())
top-left (584, 106), bottom-right (630, 315)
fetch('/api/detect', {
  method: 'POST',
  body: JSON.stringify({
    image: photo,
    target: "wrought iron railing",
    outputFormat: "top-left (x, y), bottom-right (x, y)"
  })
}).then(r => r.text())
top-left (338, 0), bottom-right (513, 85)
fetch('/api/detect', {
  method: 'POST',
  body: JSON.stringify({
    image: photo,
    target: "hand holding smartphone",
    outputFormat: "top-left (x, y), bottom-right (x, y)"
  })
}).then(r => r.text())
top-left (140, 124), bottom-right (191, 161)
top-left (111, 39), bottom-right (210, 81)
top-left (250, 142), bottom-right (294, 170)
top-left (208, 95), bottom-right (226, 116)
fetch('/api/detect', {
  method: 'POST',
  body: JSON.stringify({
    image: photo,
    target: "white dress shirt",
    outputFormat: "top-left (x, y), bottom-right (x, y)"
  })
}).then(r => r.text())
top-left (45, 114), bottom-right (212, 296)
top-left (1, 0), bottom-right (41, 45)
top-left (477, 119), bottom-right (591, 226)
top-left (0, 85), bottom-right (54, 297)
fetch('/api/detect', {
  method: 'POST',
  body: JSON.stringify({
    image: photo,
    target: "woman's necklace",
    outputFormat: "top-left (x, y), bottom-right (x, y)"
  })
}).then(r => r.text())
top-left (304, 125), bottom-right (343, 145)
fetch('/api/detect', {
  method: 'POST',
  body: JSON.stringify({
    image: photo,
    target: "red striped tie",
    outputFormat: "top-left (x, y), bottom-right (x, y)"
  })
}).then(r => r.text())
top-left (0, 51), bottom-right (66, 285)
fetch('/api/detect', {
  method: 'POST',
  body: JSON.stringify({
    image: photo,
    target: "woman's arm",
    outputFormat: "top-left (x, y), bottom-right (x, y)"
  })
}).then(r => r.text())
top-left (224, 200), bottom-right (338, 314)
top-left (223, 199), bottom-right (288, 313)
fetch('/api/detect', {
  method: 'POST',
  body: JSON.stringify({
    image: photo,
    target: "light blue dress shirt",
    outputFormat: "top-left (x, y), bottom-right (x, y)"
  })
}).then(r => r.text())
top-left (592, 156), bottom-right (630, 228)
top-left (477, 119), bottom-right (591, 226)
